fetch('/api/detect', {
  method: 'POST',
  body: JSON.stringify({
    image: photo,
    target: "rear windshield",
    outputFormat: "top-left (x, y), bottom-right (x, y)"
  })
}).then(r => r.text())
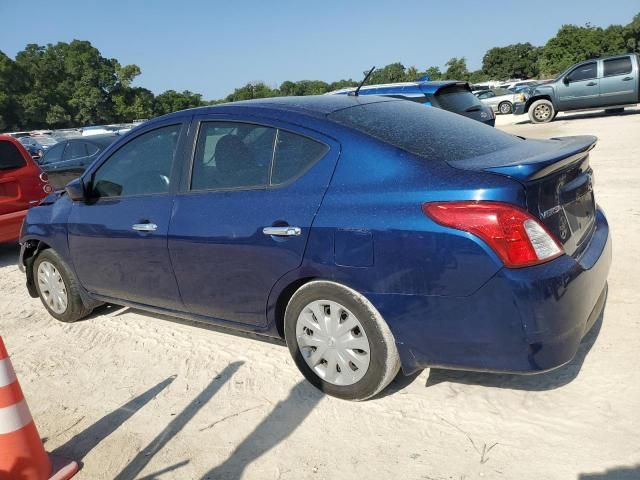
top-left (433, 86), bottom-right (482, 113)
top-left (0, 141), bottom-right (27, 170)
top-left (328, 100), bottom-right (521, 161)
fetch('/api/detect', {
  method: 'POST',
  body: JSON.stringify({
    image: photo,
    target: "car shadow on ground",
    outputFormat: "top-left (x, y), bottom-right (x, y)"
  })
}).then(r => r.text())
top-left (424, 307), bottom-right (605, 392)
top-left (51, 362), bottom-right (245, 478)
top-left (0, 243), bottom-right (19, 269)
top-left (514, 108), bottom-right (640, 125)
top-left (579, 464), bottom-right (640, 479)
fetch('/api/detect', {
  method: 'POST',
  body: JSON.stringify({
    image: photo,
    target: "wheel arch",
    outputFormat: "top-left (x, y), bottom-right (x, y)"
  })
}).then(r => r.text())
top-left (21, 238), bottom-right (52, 298)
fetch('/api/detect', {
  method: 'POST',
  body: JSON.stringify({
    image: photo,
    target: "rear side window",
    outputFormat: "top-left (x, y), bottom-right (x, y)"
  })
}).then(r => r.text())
top-left (328, 100), bottom-right (520, 161)
top-left (63, 141), bottom-right (88, 160)
top-left (603, 57), bottom-right (632, 77)
top-left (568, 62), bottom-right (597, 82)
top-left (86, 143), bottom-right (100, 156)
top-left (434, 86), bottom-right (483, 113)
top-left (271, 131), bottom-right (328, 185)
top-left (191, 122), bottom-right (276, 191)
top-left (0, 141), bottom-right (27, 170)
top-left (92, 124), bottom-right (180, 198)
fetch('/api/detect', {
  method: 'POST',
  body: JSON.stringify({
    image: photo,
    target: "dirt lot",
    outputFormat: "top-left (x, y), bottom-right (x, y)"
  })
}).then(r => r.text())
top-left (1, 109), bottom-right (639, 480)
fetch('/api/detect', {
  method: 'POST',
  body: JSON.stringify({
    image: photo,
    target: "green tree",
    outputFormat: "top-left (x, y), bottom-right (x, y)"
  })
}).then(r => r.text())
top-left (625, 13), bottom-right (640, 52)
top-left (443, 57), bottom-right (469, 80)
top-left (539, 24), bottom-right (628, 76)
top-left (367, 62), bottom-right (407, 84)
top-left (420, 66), bottom-right (442, 81)
top-left (482, 43), bottom-right (542, 79)
top-left (113, 87), bottom-right (154, 121)
top-left (224, 82), bottom-right (276, 102)
top-left (153, 89), bottom-right (204, 116)
top-left (0, 51), bottom-right (26, 130)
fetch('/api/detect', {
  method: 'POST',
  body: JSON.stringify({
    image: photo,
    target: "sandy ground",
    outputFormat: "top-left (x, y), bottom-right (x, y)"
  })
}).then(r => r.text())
top-left (1, 108), bottom-right (640, 480)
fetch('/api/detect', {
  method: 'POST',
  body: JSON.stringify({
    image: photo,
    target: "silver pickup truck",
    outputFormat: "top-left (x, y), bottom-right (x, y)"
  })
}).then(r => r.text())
top-left (514, 53), bottom-right (640, 123)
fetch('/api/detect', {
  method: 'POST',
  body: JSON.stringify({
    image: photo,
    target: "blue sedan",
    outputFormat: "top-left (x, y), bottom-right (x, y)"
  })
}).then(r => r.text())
top-left (19, 95), bottom-right (611, 400)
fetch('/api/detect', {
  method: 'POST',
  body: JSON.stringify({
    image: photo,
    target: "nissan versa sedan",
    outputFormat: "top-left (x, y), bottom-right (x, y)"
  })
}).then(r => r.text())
top-left (19, 95), bottom-right (611, 400)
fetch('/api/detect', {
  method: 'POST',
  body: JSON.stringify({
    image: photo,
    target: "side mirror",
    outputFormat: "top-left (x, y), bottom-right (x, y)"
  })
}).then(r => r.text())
top-left (65, 177), bottom-right (87, 202)
top-left (563, 76), bottom-right (570, 85)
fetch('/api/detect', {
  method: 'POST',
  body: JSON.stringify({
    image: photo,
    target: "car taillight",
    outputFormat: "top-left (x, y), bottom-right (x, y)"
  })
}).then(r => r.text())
top-left (422, 201), bottom-right (563, 268)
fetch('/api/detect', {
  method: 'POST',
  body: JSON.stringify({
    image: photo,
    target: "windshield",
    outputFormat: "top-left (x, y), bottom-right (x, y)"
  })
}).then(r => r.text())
top-left (328, 100), bottom-right (521, 162)
top-left (432, 86), bottom-right (483, 113)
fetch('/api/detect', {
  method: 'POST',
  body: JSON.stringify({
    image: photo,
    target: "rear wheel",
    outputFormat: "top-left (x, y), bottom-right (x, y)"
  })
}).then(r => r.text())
top-left (285, 281), bottom-right (400, 401)
top-left (529, 99), bottom-right (555, 123)
top-left (498, 101), bottom-right (513, 114)
top-left (34, 249), bottom-right (92, 322)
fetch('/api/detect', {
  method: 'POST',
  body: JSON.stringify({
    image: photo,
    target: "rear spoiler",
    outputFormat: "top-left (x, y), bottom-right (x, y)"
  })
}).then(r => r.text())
top-left (448, 135), bottom-right (597, 182)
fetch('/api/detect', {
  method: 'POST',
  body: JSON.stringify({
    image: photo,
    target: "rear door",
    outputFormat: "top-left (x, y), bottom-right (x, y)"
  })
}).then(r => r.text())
top-left (168, 115), bottom-right (339, 327)
top-left (67, 122), bottom-right (187, 309)
top-left (557, 61), bottom-right (599, 110)
top-left (599, 56), bottom-right (638, 106)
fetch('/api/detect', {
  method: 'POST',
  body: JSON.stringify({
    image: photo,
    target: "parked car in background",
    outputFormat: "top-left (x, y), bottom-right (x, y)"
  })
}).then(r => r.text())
top-left (0, 135), bottom-right (51, 243)
top-left (515, 53), bottom-right (640, 123)
top-left (474, 88), bottom-right (526, 114)
top-left (18, 136), bottom-right (58, 158)
top-left (499, 79), bottom-right (538, 91)
top-left (20, 95), bottom-right (610, 400)
top-left (39, 134), bottom-right (117, 190)
top-left (328, 80), bottom-right (495, 126)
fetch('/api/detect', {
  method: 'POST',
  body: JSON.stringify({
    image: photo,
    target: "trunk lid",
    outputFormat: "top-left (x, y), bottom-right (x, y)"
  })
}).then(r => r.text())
top-left (448, 135), bottom-right (598, 257)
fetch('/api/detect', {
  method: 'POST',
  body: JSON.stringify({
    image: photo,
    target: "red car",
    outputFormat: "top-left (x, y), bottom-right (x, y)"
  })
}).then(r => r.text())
top-left (0, 135), bottom-right (51, 243)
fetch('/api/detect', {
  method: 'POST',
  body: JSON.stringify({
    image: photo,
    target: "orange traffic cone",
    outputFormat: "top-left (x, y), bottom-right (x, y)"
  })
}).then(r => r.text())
top-left (0, 337), bottom-right (79, 480)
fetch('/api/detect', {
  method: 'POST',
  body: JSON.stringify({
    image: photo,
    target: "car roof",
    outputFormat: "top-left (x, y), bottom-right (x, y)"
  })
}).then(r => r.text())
top-left (69, 134), bottom-right (118, 146)
top-left (157, 94), bottom-right (401, 122)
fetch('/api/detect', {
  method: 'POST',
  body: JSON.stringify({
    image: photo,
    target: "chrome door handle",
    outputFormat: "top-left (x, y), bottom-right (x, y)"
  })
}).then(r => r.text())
top-left (132, 223), bottom-right (158, 232)
top-left (262, 226), bottom-right (301, 237)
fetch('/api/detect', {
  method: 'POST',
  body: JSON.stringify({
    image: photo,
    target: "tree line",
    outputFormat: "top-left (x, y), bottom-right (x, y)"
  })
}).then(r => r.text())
top-left (1, 12), bottom-right (638, 131)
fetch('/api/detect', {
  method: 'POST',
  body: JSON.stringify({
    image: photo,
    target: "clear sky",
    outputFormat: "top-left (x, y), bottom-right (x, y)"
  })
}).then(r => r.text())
top-left (1, 1), bottom-right (638, 100)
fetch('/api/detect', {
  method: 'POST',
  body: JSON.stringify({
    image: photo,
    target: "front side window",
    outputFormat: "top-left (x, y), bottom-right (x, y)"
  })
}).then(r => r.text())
top-left (41, 142), bottom-right (65, 165)
top-left (0, 141), bottom-right (26, 170)
top-left (191, 122), bottom-right (276, 191)
top-left (603, 57), bottom-right (632, 77)
top-left (92, 124), bottom-right (180, 198)
top-left (271, 131), bottom-right (328, 185)
top-left (568, 62), bottom-right (597, 82)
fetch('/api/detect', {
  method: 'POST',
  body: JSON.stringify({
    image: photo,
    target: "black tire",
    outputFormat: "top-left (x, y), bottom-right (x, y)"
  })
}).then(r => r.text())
top-left (33, 249), bottom-right (92, 323)
top-left (498, 101), bottom-right (513, 114)
top-left (528, 99), bottom-right (555, 123)
top-left (284, 280), bottom-right (400, 401)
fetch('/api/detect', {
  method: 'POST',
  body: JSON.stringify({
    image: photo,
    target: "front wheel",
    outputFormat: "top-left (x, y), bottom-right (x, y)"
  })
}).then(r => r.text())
top-left (33, 249), bottom-right (93, 322)
top-left (285, 281), bottom-right (400, 401)
top-left (498, 102), bottom-right (513, 114)
top-left (528, 99), bottom-right (555, 123)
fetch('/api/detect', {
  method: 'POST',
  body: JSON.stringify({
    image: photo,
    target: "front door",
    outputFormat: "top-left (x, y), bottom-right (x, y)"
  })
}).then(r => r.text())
top-left (599, 56), bottom-right (638, 106)
top-left (557, 61), bottom-right (599, 111)
top-left (68, 123), bottom-right (186, 309)
top-left (168, 117), bottom-right (339, 327)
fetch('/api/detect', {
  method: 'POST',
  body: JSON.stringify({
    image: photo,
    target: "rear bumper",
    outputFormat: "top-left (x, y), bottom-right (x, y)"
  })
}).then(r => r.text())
top-left (369, 207), bottom-right (611, 374)
top-left (513, 102), bottom-right (527, 115)
top-left (0, 209), bottom-right (27, 244)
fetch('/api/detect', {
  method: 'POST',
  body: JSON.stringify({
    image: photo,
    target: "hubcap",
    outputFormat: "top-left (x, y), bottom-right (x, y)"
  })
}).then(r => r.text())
top-left (296, 300), bottom-right (371, 386)
top-left (534, 104), bottom-right (551, 120)
top-left (500, 103), bottom-right (511, 114)
top-left (37, 261), bottom-right (68, 314)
